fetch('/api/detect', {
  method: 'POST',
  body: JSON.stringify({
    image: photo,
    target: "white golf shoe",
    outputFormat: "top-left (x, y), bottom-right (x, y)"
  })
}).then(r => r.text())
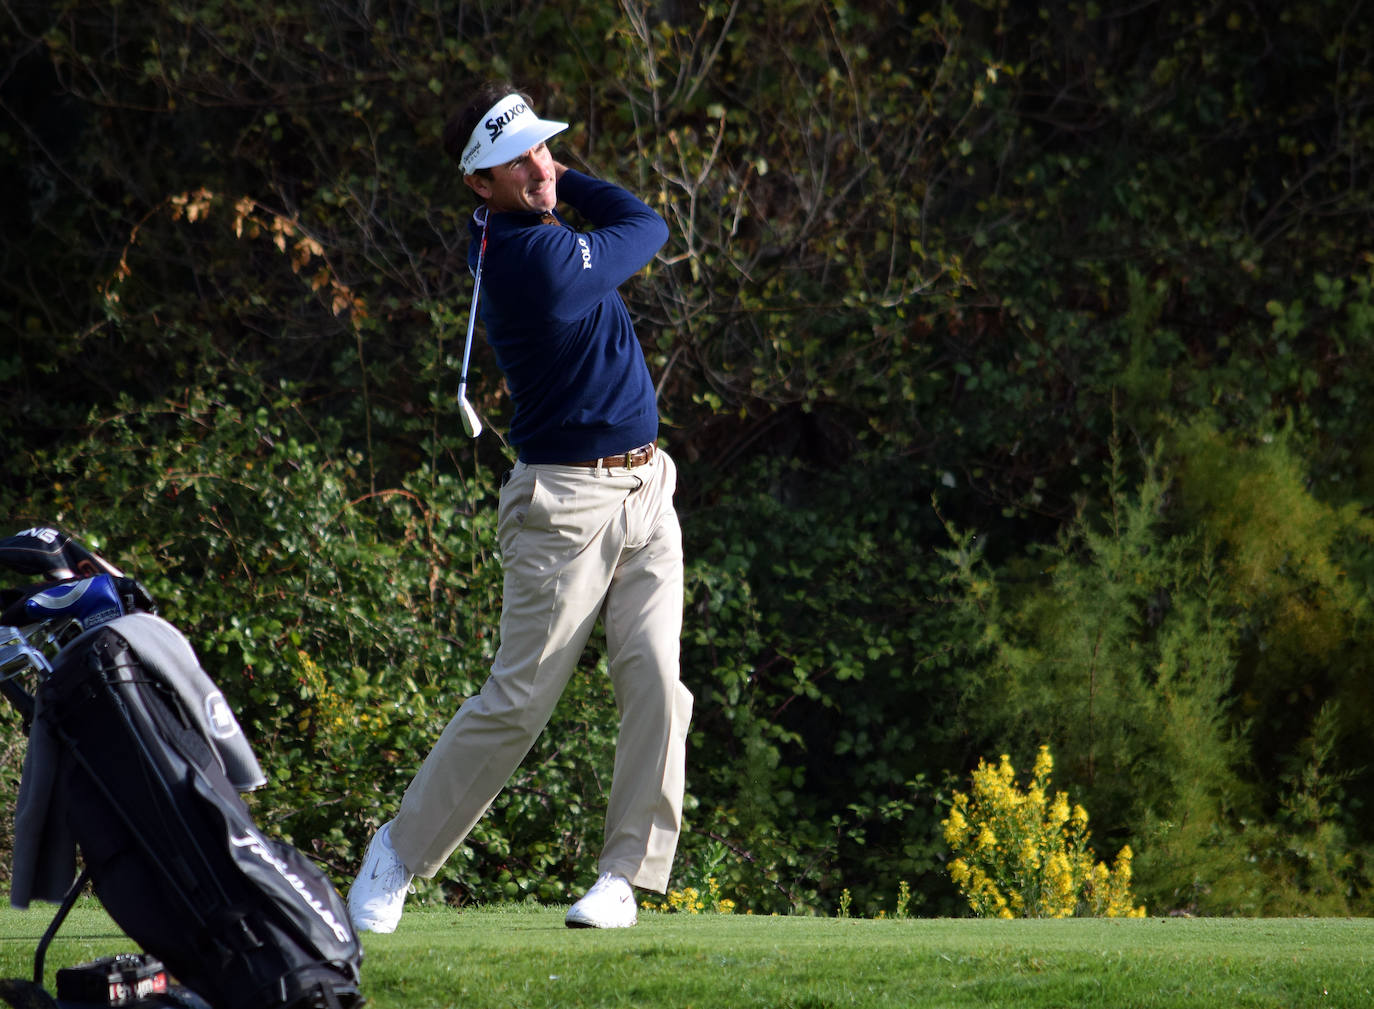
top-left (565, 872), bottom-right (638, 929)
top-left (347, 821), bottom-right (413, 934)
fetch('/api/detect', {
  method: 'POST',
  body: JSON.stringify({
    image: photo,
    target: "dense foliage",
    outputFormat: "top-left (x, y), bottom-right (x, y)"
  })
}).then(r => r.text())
top-left (3, 0), bottom-right (1372, 916)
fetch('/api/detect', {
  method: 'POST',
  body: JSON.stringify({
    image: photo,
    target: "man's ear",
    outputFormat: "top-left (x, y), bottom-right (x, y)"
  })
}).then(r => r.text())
top-left (464, 173), bottom-right (492, 200)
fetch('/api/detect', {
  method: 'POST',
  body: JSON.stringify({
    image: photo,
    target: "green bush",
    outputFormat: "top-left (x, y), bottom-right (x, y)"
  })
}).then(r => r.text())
top-left (940, 428), bottom-right (1374, 914)
top-left (676, 456), bottom-right (968, 916)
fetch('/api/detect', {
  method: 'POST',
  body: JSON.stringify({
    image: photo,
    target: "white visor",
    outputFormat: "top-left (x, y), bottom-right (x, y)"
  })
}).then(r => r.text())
top-left (460, 93), bottom-right (568, 175)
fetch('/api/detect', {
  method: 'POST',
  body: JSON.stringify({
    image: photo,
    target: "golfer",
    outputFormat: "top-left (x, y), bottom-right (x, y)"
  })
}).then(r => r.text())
top-left (347, 83), bottom-right (692, 931)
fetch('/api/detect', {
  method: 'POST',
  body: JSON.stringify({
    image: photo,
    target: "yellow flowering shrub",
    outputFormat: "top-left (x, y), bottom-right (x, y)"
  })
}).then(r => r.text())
top-left (943, 745), bottom-right (1145, 918)
top-left (643, 877), bottom-right (737, 915)
top-left (293, 649), bottom-right (388, 738)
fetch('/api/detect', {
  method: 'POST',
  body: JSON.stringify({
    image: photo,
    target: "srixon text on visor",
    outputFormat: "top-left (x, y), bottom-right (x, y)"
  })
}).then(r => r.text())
top-left (486, 103), bottom-right (528, 141)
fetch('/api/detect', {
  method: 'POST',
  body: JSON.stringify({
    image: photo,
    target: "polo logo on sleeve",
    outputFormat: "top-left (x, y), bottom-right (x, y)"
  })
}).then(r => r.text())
top-left (576, 235), bottom-right (592, 270)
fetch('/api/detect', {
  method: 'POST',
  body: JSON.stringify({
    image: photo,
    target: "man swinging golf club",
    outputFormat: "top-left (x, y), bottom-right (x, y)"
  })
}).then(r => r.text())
top-left (347, 82), bottom-right (692, 931)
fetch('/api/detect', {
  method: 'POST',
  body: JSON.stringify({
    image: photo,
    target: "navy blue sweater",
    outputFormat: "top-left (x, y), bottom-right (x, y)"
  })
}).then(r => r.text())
top-left (467, 169), bottom-right (669, 463)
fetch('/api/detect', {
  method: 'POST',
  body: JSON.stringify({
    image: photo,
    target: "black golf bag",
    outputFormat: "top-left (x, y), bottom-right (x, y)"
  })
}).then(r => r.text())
top-left (1, 528), bottom-right (364, 1009)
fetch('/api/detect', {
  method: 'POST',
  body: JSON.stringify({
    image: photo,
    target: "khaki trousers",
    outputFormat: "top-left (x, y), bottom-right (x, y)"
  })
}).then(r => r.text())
top-left (390, 449), bottom-right (691, 893)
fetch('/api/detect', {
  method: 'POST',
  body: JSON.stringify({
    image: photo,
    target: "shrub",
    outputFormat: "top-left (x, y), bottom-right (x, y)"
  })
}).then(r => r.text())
top-left (943, 745), bottom-right (1144, 918)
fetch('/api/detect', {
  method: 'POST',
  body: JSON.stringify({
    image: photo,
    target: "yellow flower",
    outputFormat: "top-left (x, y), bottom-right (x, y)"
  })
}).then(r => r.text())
top-left (944, 807), bottom-right (969, 844)
top-left (944, 745), bottom-right (1143, 920)
top-left (1049, 792), bottom-right (1070, 827)
top-left (1071, 804), bottom-right (1089, 830)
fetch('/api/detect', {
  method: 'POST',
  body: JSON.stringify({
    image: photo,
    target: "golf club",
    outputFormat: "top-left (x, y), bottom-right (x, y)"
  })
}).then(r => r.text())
top-left (457, 207), bottom-right (489, 439)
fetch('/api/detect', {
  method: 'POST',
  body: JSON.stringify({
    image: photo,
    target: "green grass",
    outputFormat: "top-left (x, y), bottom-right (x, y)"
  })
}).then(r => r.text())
top-left (2, 900), bottom-right (1371, 1008)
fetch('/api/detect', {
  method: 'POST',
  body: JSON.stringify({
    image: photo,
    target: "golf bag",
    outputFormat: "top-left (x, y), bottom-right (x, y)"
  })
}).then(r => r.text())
top-left (1, 528), bottom-right (363, 1009)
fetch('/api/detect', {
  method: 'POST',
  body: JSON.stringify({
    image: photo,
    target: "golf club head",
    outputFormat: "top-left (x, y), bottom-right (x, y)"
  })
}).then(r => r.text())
top-left (457, 387), bottom-right (483, 439)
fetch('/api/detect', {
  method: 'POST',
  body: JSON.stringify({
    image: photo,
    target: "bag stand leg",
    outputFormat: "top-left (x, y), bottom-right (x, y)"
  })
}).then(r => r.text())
top-left (33, 867), bottom-right (89, 987)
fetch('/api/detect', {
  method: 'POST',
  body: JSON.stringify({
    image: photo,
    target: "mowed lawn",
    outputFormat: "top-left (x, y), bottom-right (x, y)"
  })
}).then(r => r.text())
top-left (2, 900), bottom-right (1370, 1008)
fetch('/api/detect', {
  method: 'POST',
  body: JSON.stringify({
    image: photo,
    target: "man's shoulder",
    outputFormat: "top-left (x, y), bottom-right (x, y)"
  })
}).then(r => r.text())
top-left (487, 216), bottom-right (579, 270)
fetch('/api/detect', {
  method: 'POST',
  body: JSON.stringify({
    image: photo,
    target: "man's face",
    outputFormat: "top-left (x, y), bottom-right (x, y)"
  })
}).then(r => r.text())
top-left (465, 142), bottom-right (557, 214)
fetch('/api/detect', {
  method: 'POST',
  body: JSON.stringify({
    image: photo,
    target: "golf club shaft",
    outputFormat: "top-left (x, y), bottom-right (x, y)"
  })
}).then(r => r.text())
top-left (459, 212), bottom-right (489, 390)
top-left (457, 210), bottom-right (488, 438)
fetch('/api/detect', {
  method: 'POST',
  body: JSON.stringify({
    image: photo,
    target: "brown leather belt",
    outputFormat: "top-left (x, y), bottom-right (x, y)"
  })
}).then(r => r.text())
top-left (565, 443), bottom-right (657, 469)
